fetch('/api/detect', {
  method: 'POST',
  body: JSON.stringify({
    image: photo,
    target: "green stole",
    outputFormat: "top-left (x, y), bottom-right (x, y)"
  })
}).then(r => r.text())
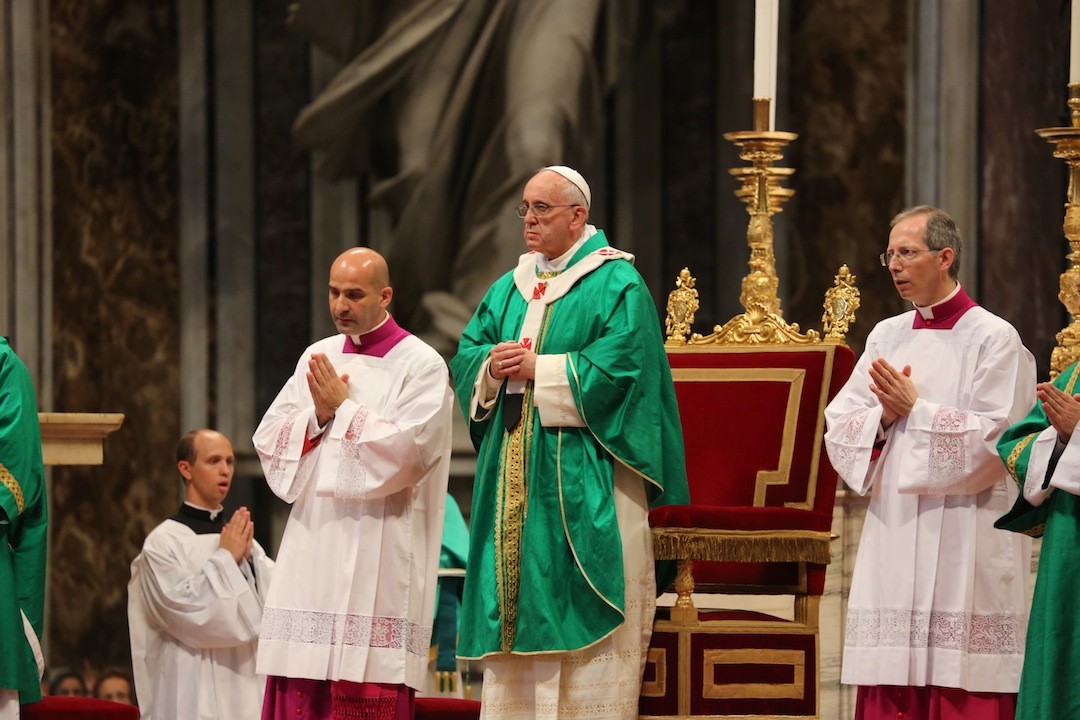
top-left (0, 337), bottom-right (46, 703)
top-left (450, 231), bottom-right (688, 658)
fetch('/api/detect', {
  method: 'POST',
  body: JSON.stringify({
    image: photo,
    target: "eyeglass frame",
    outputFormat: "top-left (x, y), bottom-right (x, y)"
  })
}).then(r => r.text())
top-left (879, 248), bottom-right (939, 267)
top-left (515, 202), bottom-right (581, 219)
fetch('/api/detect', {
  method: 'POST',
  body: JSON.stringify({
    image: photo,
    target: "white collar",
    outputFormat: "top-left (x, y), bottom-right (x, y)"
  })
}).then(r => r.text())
top-left (536, 225), bottom-right (597, 273)
top-left (914, 282), bottom-right (960, 320)
top-left (184, 501), bottom-right (224, 521)
top-left (349, 311), bottom-right (389, 346)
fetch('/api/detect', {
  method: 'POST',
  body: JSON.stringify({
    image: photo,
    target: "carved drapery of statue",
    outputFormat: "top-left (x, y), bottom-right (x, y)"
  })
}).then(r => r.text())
top-left (287, 0), bottom-right (635, 352)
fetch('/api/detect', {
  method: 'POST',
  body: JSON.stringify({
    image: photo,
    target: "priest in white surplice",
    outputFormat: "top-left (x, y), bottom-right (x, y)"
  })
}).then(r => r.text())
top-left (253, 248), bottom-right (453, 720)
top-left (129, 429), bottom-right (275, 720)
top-left (825, 206), bottom-right (1036, 720)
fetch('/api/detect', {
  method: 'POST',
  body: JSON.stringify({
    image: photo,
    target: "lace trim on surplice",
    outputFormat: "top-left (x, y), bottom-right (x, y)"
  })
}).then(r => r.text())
top-left (829, 407), bottom-right (872, 480)
top-left (267, 410), bottom-right (303, 495)
top-left (261, 607), bottom-right (432, 657)
top-left (335, 408), bottom-right (371, 500)
top-left (845, 607), bottom-right (1025, 655)
top-left (927, 406), bottom-right (967, 491)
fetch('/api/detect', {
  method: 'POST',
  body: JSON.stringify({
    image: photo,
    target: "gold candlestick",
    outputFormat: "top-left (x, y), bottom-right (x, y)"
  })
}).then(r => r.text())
top-left (715, 97), bottom-right (812, 343)
top-left (664, 99), bottom-right (860, 347)
top-left (1037, 83), bottom-right (1080, 377)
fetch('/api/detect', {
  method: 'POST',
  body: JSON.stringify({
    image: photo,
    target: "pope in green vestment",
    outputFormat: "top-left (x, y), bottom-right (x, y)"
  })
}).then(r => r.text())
top-left (0, 337), bottom-right (47, 706)
top-left (450, 225), bottom-right (688, 659)
top-left (996, 359), bottom-right (1080, 720)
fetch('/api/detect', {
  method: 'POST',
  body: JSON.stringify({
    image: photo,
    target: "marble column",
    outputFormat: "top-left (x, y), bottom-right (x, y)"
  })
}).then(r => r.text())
top-left (48, 0), bottom-right (180, 670)
top-left (980, 0), bottom-right (1071, 378)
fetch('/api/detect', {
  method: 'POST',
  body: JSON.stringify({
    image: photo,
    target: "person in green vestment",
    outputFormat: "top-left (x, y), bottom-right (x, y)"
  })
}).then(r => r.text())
top-left (450, 166), bottom-right (688, 719)
top-left (0, 338), bottom-right (47, 718)
top-left (996, 347), bottom-right (1080, 719)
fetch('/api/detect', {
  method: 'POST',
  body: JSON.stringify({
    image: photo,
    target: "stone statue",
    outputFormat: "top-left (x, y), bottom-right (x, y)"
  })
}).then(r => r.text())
top-left (288, 0), bottom-right (635, 352)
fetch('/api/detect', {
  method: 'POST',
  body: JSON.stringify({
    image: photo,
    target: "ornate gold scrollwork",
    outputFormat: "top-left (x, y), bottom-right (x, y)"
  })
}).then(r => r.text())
top-left (822, 265), bottom-right (860, 343)
top-left (662, 122), bottom-right (860, 348)
top-left (699, 303), bottom-right (819, 345)
top-left (665, 268), bottom-right (699, 346)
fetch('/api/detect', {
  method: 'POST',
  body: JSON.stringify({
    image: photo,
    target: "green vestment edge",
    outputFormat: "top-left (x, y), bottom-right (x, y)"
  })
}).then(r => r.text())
top-left (0, 338), bottom-right (46, 703)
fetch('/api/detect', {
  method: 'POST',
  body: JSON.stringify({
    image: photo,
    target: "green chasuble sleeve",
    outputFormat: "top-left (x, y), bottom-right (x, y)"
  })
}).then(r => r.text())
top-left (995, 361), bottom-right (1080, 536)
top-left (0, 337), bottom-right (47, 703)
top-left (449, 231), bottom-right (688, 659)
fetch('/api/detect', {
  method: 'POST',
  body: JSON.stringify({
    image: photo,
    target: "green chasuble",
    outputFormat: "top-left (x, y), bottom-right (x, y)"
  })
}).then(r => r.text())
top-left (996, 360), bottom-right (1080, 719)
top-left (450, 230), bottom-right (688, 658)
top-left (0, 338), bottom-right (46, 703)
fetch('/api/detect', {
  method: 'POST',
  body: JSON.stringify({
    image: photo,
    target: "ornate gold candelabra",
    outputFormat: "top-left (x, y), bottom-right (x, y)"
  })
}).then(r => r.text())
top-left (665, 98), bottom-right (860, 346)
top-left (1038, 83), bottom-right (1080, 378)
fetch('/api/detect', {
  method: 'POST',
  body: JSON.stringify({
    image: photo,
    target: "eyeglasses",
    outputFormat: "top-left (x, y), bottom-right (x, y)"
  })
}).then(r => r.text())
top-left (515, 202), bottom-right (580, 219)
top-left (879, 248), bottom-right (939, 267)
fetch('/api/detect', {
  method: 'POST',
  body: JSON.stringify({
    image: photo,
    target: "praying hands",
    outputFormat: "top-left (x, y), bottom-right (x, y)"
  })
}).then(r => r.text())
top-left (307, 353), bottom-right (351, 425)
top-left (1037, 381), bottom-right (1080, 443)
top-left (869, 358), bottom-right (917, 428)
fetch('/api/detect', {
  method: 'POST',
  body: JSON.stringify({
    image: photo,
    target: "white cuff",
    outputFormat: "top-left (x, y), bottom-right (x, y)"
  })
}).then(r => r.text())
top-left (1026, 426), bottom-right (1061, 505)
top-left (328, 398), bottom-right (360, 440)
top-left (307, 412), bottom-right (328, 437)
top-left (1047, 423), bottom-right (1080, 496)
top-left (470, 358), bottom-right (502, 421)
top-left (534, 354), bottom-right (585, 428)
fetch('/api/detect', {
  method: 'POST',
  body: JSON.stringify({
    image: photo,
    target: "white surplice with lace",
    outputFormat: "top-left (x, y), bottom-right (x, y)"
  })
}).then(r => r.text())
top-left (252, 333), bottom-right (453, 690)
top-left (824, 306), bottom-right (1036, 692)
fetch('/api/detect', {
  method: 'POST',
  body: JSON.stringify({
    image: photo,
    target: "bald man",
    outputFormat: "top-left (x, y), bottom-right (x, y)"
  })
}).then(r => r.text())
top-left (253, 249), bottom-right (454, 719)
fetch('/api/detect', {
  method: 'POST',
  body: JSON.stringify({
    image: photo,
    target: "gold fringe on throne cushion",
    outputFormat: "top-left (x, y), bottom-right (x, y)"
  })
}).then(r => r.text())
top-left (652, 529), bottom-right (832, 565)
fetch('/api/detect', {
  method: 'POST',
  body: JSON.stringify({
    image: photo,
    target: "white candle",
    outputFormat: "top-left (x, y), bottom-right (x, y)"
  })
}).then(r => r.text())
top-left (1072, 0), bottom-right (1080, 84)
top-left (754, 0), bottom-right (779, 129)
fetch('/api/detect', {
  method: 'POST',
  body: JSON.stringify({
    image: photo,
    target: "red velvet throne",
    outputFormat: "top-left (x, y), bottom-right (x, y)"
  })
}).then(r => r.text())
top-left (639, 259), bottom-right (859, 719)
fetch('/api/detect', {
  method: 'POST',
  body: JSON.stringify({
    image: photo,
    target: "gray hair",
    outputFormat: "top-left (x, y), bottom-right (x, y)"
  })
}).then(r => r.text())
top-left (890, 205), bottom-right (961, 278)
top-left (558, 181), bottom-right (588, 208)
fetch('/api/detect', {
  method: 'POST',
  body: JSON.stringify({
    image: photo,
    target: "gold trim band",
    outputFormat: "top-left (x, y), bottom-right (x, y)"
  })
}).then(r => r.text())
top-left (702, 648), bottom-right (806, 700)
top-left (0, 461), bottom-right (24, 515)
top-left (1004, 434), bottom-right (1038, 485)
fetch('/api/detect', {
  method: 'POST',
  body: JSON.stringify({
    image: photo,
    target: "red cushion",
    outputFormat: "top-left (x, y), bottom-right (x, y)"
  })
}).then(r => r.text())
top-left (650, 504), bottom-right (833, 533)
top-left (667, 345), bottom-right (855, 517)
top-left (22, 696), bottom-right (140, 720)
top-left (414, 697), bottom-right (482, 720)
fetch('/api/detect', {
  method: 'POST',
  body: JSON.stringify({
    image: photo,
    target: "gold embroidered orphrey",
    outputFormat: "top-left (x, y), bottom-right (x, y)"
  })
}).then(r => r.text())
top-left (494, 303), bottom-right (559, 652)
top-left (0, 461), bottom-right (23, 514)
